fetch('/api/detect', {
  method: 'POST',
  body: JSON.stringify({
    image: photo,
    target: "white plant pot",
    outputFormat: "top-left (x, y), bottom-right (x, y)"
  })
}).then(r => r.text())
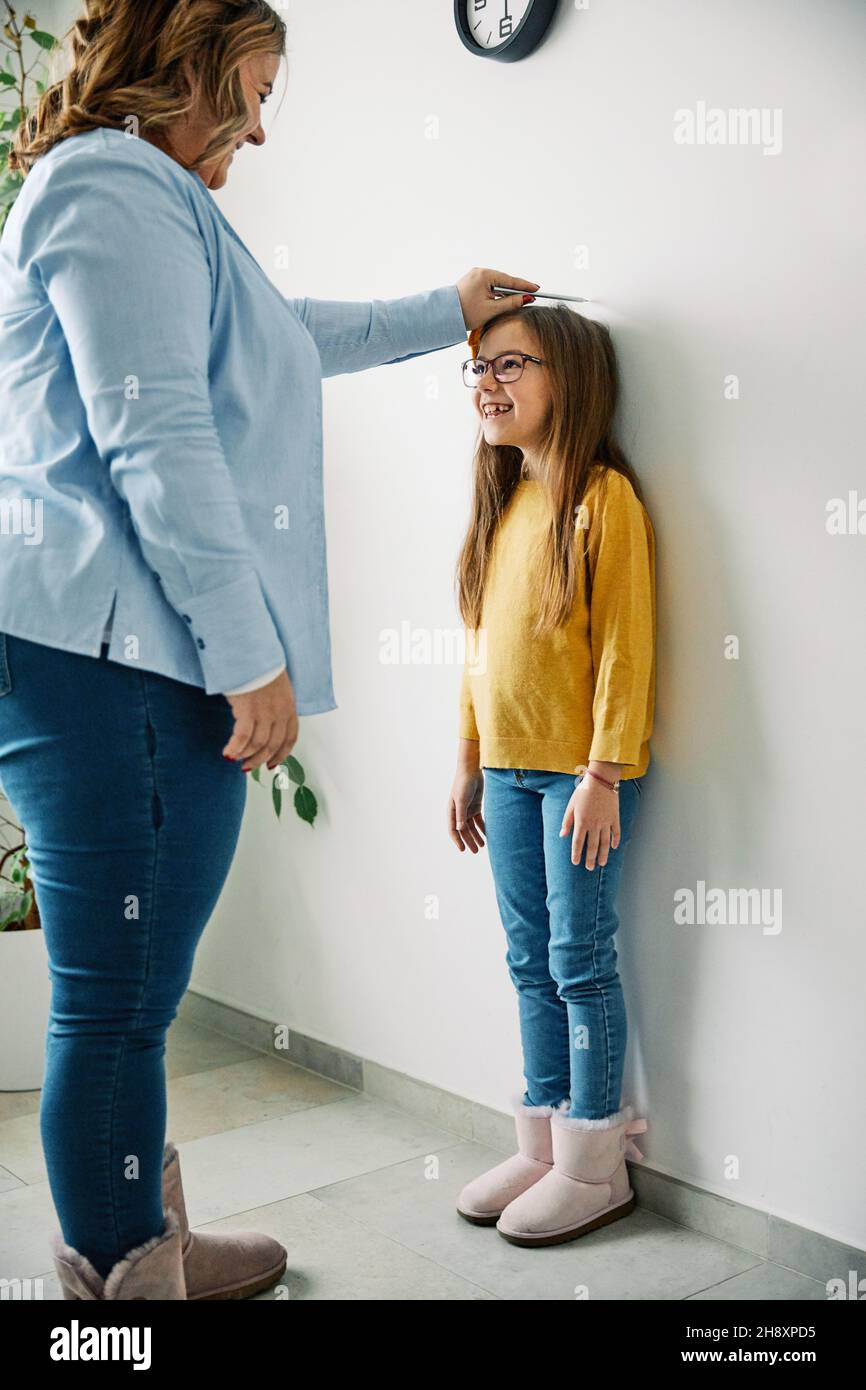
top-left (0, 928), bottom-right (50, 1091)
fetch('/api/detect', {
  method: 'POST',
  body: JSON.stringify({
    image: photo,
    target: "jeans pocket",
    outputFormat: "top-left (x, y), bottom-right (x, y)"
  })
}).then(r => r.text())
top-left (0, 634), bottom-right (11, 697)
top-left (632, 776), bottom-right (643, 796)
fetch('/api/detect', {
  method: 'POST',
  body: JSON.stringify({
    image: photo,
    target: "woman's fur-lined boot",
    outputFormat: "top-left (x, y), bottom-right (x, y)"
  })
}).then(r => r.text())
top-left (162, 1140), bottom-right (287, 1300)
top-left (51, 1208), bottom-right (186, 1300)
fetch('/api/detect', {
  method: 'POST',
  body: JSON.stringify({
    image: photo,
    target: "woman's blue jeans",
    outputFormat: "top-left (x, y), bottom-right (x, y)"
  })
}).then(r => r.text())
top-left (0, 632), bottom-right (247, 1278)
top-left (482, 766), bottom-right (643, 1120)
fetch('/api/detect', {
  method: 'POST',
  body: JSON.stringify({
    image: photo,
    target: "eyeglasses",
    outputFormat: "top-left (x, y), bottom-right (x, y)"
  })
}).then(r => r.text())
top-left (462, 352), bottom-right (547, 388)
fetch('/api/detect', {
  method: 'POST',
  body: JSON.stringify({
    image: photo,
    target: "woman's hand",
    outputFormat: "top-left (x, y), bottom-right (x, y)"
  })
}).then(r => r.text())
top-left (560, 777), bottom-right (621, 870)
top-left (448, 749), bottom-right (486, 853)
top-left (222, 670), bottom-right (299, 773)
top-left (456, 267), bottom-right (540, 331)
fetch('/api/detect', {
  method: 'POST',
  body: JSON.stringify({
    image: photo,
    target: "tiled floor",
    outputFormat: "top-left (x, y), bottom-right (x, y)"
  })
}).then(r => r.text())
top-left (0, 1019), bottom-right (827, 1300)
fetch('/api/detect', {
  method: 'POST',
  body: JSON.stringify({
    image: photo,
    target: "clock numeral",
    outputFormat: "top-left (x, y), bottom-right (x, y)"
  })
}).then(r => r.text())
top-left (499, 16), bottom-right (514, 40)
top-left (473, 0), bottom-right (487, 12)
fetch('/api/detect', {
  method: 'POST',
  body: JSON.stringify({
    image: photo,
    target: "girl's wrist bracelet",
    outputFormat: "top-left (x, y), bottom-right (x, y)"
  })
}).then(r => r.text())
top-left (574, 764), bottom-right (621, 792)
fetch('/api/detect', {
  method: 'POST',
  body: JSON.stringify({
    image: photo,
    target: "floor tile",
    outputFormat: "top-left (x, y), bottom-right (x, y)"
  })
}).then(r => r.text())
top-left (167, 1095), bottom-right (464, 1227)
top-left (312, 1140), bottom-right (764, 1300)
top-left (216, 1192), bottom-right (496, 1301)
top-left (166, 1055), bottom-right (356, 1144)
top-left (165, 1016), bottom-right (264, 1080)
top-left (686, 1261), bottom-right (828, 1300)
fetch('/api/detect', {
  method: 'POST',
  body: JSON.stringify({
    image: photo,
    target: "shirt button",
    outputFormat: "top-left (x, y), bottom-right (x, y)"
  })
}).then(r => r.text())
top-left (182, 614), bottom-right (192, 623)
top-left (153, 572), bottom-right (161, 581)
top-left (196, 637), bottom-right (206, 650)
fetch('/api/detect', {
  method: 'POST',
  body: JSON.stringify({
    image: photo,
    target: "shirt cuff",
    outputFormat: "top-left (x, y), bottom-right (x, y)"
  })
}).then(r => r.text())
top-left (389, 283), bottom-right (469, 358)
top-left (223, 662), bottom-right (287, 696)
top-left (178, 571), bottom-right (287, 695)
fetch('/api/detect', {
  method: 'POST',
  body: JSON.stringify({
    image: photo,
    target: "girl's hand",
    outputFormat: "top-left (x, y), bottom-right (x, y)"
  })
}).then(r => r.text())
top-left (560, 777), bottom-right (621, 870)
top-left (456, 267), bottom-right (540, 330)
top-left (222, 670), bottom-right (299, 772)
top-left (448, 764), bottom-right (486, 853)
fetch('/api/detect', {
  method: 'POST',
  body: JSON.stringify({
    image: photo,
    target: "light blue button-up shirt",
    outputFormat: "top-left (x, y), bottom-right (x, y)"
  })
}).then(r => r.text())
top-left (0, 126), bottom-right (468, 709)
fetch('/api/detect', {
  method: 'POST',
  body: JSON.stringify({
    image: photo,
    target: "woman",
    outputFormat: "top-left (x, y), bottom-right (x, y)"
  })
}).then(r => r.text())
top-left (448, 307), bottom-right (654, 1246)
top-left (0, 0), bottom-right (538, 1300)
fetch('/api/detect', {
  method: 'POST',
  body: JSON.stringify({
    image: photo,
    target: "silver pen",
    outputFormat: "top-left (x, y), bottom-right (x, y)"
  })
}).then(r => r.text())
top-left (492, 286), bottom-right (590, 303)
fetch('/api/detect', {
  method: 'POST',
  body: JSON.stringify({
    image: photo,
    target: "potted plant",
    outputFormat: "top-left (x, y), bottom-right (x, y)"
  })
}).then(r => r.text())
top-left (1, 3), bottom-right (58, 233)
top-left (0, 802), bottom-right (51, 1089)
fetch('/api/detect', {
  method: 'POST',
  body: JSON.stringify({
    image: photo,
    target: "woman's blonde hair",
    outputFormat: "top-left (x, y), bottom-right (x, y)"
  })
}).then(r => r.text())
top-left (9, 0), bottom-right (287, 177)
top-left (456, 305), bottom-right (647, 636)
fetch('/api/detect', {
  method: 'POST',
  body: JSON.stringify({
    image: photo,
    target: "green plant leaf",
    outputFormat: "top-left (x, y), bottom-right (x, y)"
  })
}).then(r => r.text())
top-left (250, 764), bottom-right (261, 783)
top-left (0, 886), bottom-right (33, 929)
top-left (283, 755), bottom-right (305, 786)
top-left (29, 30), bottom-right (57, 50)
top-left (0, 72), bottom-right (17, 87)
top-left (272, 778), bottom-right (282, 819)
top-left (294, 785), bottom-right (317, 826)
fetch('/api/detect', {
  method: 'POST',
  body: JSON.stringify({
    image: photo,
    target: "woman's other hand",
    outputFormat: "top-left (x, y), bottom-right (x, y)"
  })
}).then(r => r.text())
top-left (560, 777), bottom-right (621, 870)
top-left (448, 744), bottom-right (486, 852)
top-left (456, 267), bottom-right (540, 330)
top-left (222, 670), bottom-right (299, 772)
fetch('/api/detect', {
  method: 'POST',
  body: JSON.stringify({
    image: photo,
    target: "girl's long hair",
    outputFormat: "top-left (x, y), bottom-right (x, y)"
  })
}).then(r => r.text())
top-left (9, 0), bottom-right (287, 178)
top-left (455, 305), bottom-right (646, 635)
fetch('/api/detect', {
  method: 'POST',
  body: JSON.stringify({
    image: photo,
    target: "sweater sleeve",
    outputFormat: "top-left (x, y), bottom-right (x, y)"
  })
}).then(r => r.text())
top-left (459, 656), bottom-right (480, 740)
top-left (586, 471), bottom-right (656, 767)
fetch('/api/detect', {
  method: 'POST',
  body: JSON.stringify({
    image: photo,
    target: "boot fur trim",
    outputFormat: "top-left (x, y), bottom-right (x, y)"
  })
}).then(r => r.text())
top-left (52, 1207), bottom-right (181, 1299)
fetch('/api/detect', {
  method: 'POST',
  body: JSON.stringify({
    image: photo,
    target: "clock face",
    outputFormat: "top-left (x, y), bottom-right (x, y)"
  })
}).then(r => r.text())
top-left (462, 0), bottom-right (535, 52)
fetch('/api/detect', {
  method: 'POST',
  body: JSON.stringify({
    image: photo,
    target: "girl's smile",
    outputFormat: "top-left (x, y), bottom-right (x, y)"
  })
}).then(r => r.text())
top-left (473, 320), bottom-right (551, 459)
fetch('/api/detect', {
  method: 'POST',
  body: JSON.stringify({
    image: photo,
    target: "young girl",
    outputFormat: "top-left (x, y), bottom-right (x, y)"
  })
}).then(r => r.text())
top-left (447, 304), bottom-right (655, 1248)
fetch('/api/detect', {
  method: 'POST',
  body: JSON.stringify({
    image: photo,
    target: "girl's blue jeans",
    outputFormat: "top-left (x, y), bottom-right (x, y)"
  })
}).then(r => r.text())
top-left (0, 632), bottom-right (247, 1279)
top-left (482, 766), bottom-right (643, 1120)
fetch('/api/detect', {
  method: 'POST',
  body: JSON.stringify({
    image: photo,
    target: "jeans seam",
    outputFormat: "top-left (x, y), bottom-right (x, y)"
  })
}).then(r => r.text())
top-left (106, 674), bottom-right (162, 1256)
top-left (590, 861), bottom-right (615, 1117)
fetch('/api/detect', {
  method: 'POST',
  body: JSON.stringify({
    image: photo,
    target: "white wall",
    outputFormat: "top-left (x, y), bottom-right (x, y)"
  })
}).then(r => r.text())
top-left (42, 0), bottom-right (866, 1249)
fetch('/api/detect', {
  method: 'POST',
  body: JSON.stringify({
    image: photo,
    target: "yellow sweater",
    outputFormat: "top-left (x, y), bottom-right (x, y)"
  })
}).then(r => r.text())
top-left (459, 467), bottom-right (656, 778)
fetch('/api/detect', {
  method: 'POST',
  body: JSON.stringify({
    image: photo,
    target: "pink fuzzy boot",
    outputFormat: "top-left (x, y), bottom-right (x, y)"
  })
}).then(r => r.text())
top-left (496, 1104), bottom-right (648, 1246)
top-left (456, 1092), bottom-right (560, 1225)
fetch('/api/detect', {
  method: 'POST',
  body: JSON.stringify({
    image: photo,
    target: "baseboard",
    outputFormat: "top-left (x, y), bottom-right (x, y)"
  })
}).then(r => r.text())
top-left (177, 990), bottom-right (865, 1286)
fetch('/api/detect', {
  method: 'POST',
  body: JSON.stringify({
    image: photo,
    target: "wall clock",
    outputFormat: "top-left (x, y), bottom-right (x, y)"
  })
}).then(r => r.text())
top-left (454, 0), bottom-right (559, 63)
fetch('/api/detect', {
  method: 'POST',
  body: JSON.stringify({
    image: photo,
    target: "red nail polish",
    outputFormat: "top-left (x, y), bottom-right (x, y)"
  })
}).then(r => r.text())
top-left (522, 294), bottom-right (535, 303)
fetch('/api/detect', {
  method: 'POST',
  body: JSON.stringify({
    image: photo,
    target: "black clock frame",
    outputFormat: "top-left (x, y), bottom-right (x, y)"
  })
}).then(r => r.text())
top-left (454, 0), bottom-right (559, 63)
